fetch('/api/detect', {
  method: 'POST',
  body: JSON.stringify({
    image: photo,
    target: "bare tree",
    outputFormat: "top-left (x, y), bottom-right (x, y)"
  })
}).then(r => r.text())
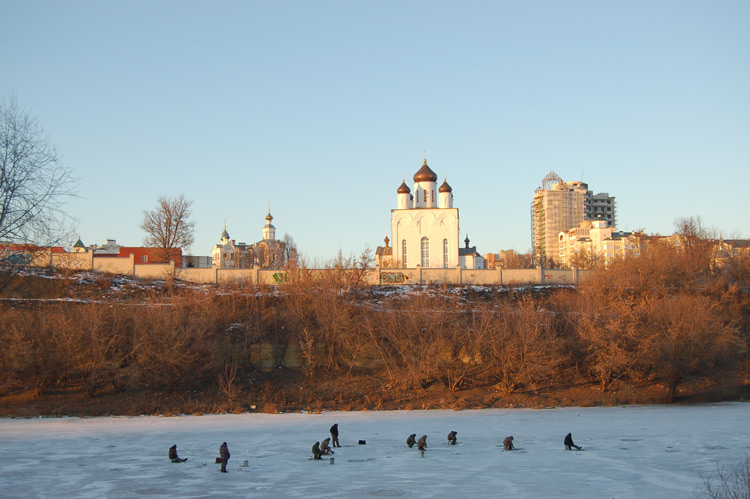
top-left (641, 295), bottom-right (741, 402)
top-left (568, 246), bottom-right (604, 270)
top-left (140, 194), bottom-right (195, 263)
top-left (0, 95), bottom-right (76, 253)
top-left (691, 454), bottom-right (750, 499)
top-left (282, 233), bottom-right (298, 267)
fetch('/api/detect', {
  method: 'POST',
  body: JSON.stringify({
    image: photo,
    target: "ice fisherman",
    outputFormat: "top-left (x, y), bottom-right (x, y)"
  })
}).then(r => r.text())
top-left (417, 435), bottom-right (428, 451)
top-left (503, 436), bottom-right (515, 450)
top-left (169, 444), bottom-right (188, 463)
top-left (312, 441), bottom-right (323, 460)
top-left (406, 434), bottom-right (417, 448)
top-left (564, 433), bottom-right (582, 451)
top-left (320, 437), bottom-right (334, 455)
top-left (330, 423), bottom-right (340, 448)
top-left (447, 431), bottom-right (457, 445)
top-left (219, 442), bottom-right (230, 472)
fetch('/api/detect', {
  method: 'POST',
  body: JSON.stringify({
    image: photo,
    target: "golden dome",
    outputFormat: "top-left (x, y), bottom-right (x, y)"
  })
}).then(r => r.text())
top-left (413, 158), bottom-right (438, 183)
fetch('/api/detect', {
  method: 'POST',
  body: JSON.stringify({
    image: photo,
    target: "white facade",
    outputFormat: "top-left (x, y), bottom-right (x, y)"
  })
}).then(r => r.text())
top-left (387, 159), bottom-right (482, 269)
top-left (532, 171), bottom-right (616, 265)
top-left (211, 211), bottom-right (288, 269)
top-left (558, 218), bottom-right (631, 268)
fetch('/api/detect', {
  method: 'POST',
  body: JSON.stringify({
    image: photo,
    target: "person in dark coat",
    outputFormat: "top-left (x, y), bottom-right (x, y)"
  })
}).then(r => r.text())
top-left (219, 442), bottom-right (230, 472)
top-left (503, 436), bottom-right (515, 451)
top-left (320, 438), bottom-right (334, 455)
top-left (406, 434), bottom-right (417, 448)
top-left (330, 423), bottom-right (340, 448)
top-left (417, 435), bottom-right (428, 451)
top-left (447, 431), bottom-right (457, 445)
top-left (169, 444), bottom-right (188, 463)
top-left (312, 441), bottom-right (322, 460)
top-left (564, 433), bottom-right (582, 451)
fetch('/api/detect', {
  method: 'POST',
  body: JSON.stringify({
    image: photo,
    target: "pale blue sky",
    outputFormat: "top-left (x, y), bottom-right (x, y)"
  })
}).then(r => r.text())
top-left (2, 1), bottom-right (748, 262)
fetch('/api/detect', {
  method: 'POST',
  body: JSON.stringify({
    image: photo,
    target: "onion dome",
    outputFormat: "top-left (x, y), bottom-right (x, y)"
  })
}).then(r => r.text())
top-left (265, 211), bottom-right (273, 223)
top-left (397, 180), bottom-right (411, 194)
top-left (221, 228), bottom-right (230, 240)
top-left (439, 178), bottom-right (452, 193)
top-left (413, 158), bottom-right (438, 183)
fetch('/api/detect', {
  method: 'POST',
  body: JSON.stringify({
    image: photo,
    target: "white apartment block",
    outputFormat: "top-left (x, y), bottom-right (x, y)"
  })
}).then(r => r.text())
top-left (558, 218), bottom-right (634, 268)
top-left (532, 171), bottom-right (616, 265)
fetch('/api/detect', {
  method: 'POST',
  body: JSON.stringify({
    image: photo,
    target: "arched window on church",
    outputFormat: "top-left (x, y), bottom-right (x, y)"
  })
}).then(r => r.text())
top-left (421, 237), bottom-right (429, 268)
top-left (402, 240), bottom-right (407, 269)
top-left (443, 239), bottom-right (448, 268)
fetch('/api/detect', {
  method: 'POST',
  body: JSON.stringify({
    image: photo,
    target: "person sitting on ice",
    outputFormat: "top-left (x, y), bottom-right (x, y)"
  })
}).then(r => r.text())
top-left (312, 441), bottom-right (323, 460)
top-left (564, 432), bottom-right (582, 450)
top-left (417, 435), bottom-right (428, 451)
top-left (320, 438), bottom-right (334, 455)
top-left (406, 434), bottom-right (417, 448)
top-left (169, 444), bottom-right (188, 462)
top-left (447, 431), bottom-right (458, 445)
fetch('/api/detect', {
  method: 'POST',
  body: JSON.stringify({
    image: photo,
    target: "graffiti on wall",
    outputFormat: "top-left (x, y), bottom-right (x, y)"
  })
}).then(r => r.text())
top-left (381, 272), bottom-right (409, 284)
top-left (272, 272), bottom-right (289, 283)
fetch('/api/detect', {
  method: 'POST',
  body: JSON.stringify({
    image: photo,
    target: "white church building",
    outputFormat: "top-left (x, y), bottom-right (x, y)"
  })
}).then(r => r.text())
top-left (377, 158), bottom-right (484, 269)
top-left (212, 211), bottom-right (288, 269)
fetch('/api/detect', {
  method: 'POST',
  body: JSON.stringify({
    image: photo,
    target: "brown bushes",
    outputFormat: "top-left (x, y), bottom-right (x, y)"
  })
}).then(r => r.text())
top-left (1, 233), bottom-right (748, 414)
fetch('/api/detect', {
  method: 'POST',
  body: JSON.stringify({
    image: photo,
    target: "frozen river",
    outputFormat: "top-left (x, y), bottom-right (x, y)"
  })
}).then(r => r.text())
top-left (0, 403), bottom-right (748, 498)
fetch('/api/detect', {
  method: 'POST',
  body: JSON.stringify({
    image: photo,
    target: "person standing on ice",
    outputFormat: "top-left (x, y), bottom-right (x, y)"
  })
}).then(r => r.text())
top-left (406, 434), bottom-right (417, 448)
top-left (417, 435), bottom-right (428, 451)
top-left (447, 431), bottom-right (457, 445)
top-left (503, 436), bottom-right (515, 450)
top-left (169, 444), bottom-right (188, 462)
top-left (564, 433), bottom-right (582, 450)
top-left (330, 423), bottom-right (340, 448)
top-left (219, 442), bottom-right (230, 472)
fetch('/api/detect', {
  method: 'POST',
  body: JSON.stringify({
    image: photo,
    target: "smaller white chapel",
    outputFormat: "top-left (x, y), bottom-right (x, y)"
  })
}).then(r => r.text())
top-left (377, 158), bottom-right (484, 269)
top-left (212, 211), bottom-right (288, 269)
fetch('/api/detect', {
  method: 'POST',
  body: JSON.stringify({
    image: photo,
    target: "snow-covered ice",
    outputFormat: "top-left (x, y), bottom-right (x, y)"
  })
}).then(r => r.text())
top-left (1, 403), bottom-right (748, 498)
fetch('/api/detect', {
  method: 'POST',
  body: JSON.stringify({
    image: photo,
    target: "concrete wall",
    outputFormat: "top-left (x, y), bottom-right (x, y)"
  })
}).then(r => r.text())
top-left (379, 268), bottom-right (419, 285)
top-left (362, 269), bottom-right (380, 286)
top-left (176, 267), bottom-right (217, 284)
top-left (50, 251), bottom-right (94, 270)
top-left (31, 249), bottom-right (586, 287)
top-left (500, 268), bottom-right (540, 285)
top-left (258, 270), bottom-right (288, 286)
top-left (543, 268), bottom-right (576, 285)
top-left (218, 268), bottom-right (255, 285)
top-left (462, 269), bottom-right (496, 285)
top-left (93, 254), bottom-right (134, 274)
top-left (134, 262), bottom-right (173, 280)
top-left (421, 268), bottom-right (456, 285)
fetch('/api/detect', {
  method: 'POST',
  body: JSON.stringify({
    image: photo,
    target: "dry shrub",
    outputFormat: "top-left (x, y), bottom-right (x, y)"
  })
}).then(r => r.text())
top-left (638, 295), bottom-right (743, 401)
top-left (691, 454), bottom-right (750, 499)
top-left (575, 294), bottom-right (641, 392)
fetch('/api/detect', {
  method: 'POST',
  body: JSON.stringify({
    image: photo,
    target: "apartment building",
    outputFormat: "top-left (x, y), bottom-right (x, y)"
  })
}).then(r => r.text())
top-left (531, 171), bottom-right (616, 265)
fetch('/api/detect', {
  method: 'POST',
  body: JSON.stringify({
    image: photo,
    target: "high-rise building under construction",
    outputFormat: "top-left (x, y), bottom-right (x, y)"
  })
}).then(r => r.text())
top-left (531, 171), bottom-right (615, 265)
